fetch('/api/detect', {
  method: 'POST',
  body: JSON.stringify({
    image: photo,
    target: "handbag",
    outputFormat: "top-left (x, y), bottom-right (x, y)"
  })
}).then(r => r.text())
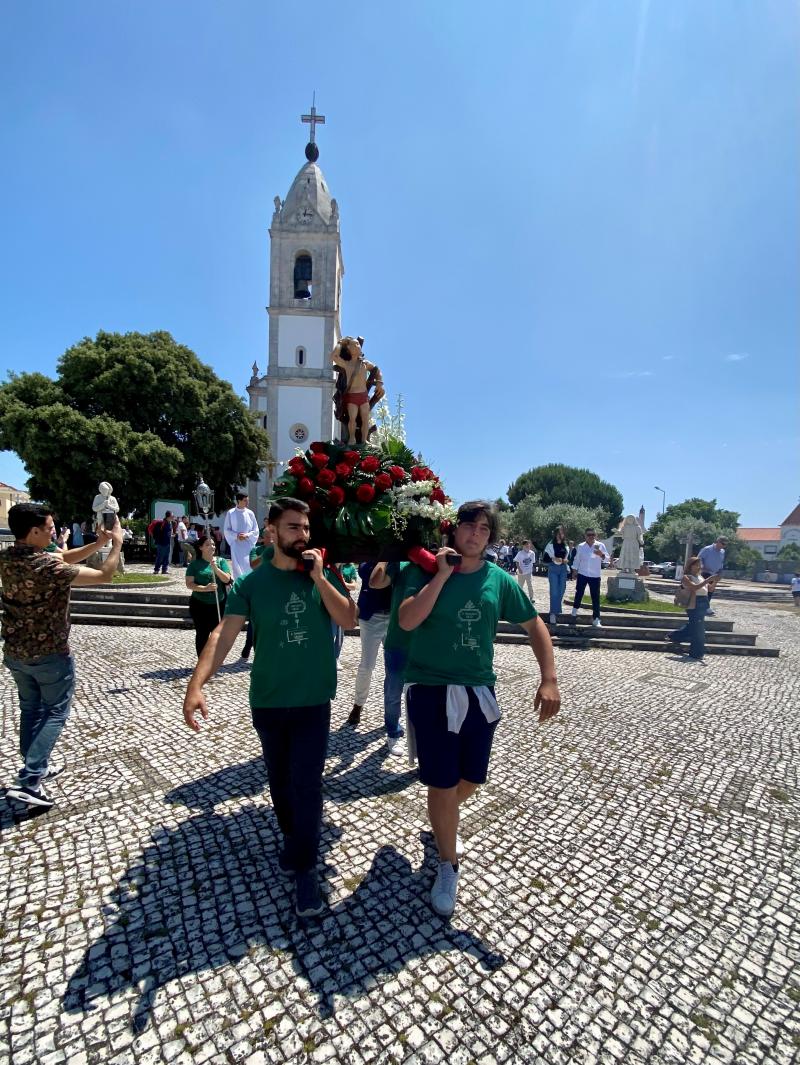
top-left (674, 583), bottom-right (692, 607)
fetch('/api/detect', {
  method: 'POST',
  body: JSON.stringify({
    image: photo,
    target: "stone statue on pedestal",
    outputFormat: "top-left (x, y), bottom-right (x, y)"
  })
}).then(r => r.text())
top-left (618, 514), bottom-right (644, 573)
top-left (89, 481), bottom-right (124, 574)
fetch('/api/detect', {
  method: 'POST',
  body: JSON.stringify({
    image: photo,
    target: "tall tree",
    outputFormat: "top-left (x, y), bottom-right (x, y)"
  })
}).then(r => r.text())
top-left (644, 498), bottom-right (740, 561)
top-left (0, 331), bottom-right (270, 519)
top-left (508, 499), bottom-right (610, 548)
top-left (507, 463), bottom-right (623, 533)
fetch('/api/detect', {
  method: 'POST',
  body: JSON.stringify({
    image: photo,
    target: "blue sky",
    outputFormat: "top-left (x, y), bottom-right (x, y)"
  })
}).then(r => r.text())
top-left (1, 1), bottom-right (797, 526)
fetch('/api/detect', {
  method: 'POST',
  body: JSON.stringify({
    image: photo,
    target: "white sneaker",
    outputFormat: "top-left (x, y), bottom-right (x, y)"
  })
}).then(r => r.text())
top-left (592, 618), bottom-right (602, 628)
top-left (549, 613), bottom-right (557, 625)
top-left (431, 861), bottom-right (460, 916)
top-left (386, 735), bottom-right (404, 756)
top-left (570, 608), bottom-right (578, 619)
top-left (455, 834), bottom-right (465, 857)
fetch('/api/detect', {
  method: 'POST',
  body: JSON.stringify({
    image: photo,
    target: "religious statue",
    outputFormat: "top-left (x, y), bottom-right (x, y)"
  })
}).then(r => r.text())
top-left (331, 336), bottom-right (385, 445)
top-left (618, 514), bottom-right (644, 573)
top-left (92, 481), bottom-right (120, 533)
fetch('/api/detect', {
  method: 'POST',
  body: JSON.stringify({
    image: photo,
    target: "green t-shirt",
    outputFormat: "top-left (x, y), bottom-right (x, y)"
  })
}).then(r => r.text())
top-left (340, 563), bottom-right (358, 583)
top-left (225, 562), bottom-right (342, 708)
top-left (186, 557), bottom-right (231, 602)
top-left (403, 562), bottom-right (537, 687)
top-left (384, 562), bottom-right (418, 654)
top-left (249, 543), bottom-right (268, 565)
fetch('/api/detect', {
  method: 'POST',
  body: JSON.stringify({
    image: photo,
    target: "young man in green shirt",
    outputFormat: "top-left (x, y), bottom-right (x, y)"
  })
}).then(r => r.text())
top-left (399, 501), bottom-right (561, 917)
top-left (182, 498), bottom-right (356, 917)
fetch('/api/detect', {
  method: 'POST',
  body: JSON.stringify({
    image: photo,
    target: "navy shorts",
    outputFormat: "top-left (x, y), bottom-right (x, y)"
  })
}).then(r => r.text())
top-left (407, 684), bottom-right (499, 789)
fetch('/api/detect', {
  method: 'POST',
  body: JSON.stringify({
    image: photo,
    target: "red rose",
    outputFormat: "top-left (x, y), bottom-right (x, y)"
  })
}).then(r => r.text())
top-left (359, 455), bottom-right (380, 473)
top-left (356, 484), bottom-right (375, 504)
top-left (317, 469), bottom-right (336, 487)
top-left (431, 488), bottom-right (446, 504)
top-left (343, 450), bottom-right (360, 464)
top-left (297, 477), bottom-right (315, 497)
top-left (375, 473), bottom-right (392, 492)
top-left (309, 442), bottom-right (328, 454)
top-left (328, 486), bottom-right (345, 506)
top-left (310, 453), bottom-right (329, 469)
top-left (335, 462), bottom-right (351, 478)
top-left (411, 466), bottom-right (428, 482)
top-left (389, 465), bottom-right (407, 482)
top-left (288, 457), bottom-right (306, 474)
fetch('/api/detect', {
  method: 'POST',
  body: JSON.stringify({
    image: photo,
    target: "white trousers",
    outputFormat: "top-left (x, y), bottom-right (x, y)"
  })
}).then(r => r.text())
top-left (354, 612), bottom-right (390, 706)
top-left (517, 572), bottom-right (534, 599)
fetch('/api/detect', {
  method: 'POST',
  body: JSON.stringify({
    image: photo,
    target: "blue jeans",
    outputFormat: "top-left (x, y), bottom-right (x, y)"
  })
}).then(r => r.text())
top-left (383, 647), bottom-right (407, 739)
top-left (547, 564), bottom-right (568, 616)
top-left (670, 598), bottom-right (709, 659)
top-left (331, 620), bottom-right (344, 660)
top-left (5, 653), bottom-right (76, 789)
top-left (154, 544), bottom-right (171, 573)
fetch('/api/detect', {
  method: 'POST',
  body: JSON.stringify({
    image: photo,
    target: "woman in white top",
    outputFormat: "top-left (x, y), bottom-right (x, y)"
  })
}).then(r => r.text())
top-left (666, 555), bottom-right (718, 660)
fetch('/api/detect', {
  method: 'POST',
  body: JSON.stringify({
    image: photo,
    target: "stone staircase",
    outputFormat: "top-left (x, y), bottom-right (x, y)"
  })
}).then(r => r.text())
top-left (67, 589), bottom-right (779, 658)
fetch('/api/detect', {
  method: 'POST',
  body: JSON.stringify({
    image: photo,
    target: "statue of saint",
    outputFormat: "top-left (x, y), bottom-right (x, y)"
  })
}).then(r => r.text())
top-left (618, 514), bottom-right (644, 573)
top-left (331, 336), bottom-right (385, 445)
top-left (92, 481), bottom-right (120, 533)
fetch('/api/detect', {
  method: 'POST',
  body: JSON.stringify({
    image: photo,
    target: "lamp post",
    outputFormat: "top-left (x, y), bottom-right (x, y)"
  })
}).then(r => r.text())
top-left (193, 475), bottom-right (220, 622)
top-left (654, 485), bottom-right (666, 517)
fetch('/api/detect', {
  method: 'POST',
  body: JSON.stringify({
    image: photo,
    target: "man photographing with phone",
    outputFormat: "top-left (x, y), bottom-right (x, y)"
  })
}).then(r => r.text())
top-left (182, 497), bottom-right (356, 918)
top-left (2, 503), bottom-right (124, 809)
top-left (570, 528), bottom-right (610, 628)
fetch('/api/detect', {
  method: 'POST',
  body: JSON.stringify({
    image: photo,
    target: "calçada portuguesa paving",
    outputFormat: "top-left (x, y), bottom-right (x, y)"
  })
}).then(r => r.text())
top-left (1, 581), bottom-right (798, 1064)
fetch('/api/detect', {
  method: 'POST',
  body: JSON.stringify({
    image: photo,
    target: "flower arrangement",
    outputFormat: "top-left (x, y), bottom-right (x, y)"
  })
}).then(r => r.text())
top-left (271, 439), bottom-right (455, 559)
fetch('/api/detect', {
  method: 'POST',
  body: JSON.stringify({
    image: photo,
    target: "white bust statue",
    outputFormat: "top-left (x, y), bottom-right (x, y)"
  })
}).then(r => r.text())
top-left (618, 514), bottom-right (644, 573)
top-left (92, 480), bottom-right (119, 531)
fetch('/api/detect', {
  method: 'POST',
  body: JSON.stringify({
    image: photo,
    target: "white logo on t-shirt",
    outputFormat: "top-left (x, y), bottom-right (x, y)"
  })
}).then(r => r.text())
top-left (280, 591), bottom-right (308, 647)
top-left (455, 599), bottom-right (482, 652)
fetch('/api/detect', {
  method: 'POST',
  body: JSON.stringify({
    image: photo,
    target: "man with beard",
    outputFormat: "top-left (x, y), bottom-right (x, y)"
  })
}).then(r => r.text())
top-left (398, 501), bottom-right (561, 917)
top-left (182, 498), bottom-right (356, 917)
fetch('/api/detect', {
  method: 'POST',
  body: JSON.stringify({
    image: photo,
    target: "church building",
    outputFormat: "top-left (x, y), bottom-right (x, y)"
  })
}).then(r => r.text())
top-left (247, 103), bottom-right (342, 525)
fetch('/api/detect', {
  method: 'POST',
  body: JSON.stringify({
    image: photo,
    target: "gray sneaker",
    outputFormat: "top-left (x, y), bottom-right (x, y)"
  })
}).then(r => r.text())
top-left (431, 861), bottom-right (460, 916)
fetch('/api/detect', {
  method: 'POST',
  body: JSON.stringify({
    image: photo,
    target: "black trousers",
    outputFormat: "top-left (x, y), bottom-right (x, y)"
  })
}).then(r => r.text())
top-left (189, 595), bottom-right (222, 656)
top-left (251, 702), bottom-right (331, 873)
top-left (573, 574), bottom-right (601, 618)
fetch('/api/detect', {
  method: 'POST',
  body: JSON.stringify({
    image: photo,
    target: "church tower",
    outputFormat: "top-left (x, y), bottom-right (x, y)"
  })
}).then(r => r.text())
top-left (248, 102), bottom-right (343, 523)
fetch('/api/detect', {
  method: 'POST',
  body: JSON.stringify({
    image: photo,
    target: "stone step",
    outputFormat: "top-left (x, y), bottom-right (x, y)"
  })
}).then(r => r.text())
top-left (496, 632), bottom-right (779, 658)
top-left (543, 624), bottom-right (756, 646)
top-left (543, 612), bottom-right (735, 633)
top-left (70, 600), bottom-right (190, 619)
top-left (71, 613), bottom-right (192, 629)
top-left (71, 588), bottom-right (189, 607)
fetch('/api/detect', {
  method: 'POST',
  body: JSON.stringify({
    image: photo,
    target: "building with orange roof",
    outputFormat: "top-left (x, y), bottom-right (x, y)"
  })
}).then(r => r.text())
top-left (737, 504), bottom-right (800, 559)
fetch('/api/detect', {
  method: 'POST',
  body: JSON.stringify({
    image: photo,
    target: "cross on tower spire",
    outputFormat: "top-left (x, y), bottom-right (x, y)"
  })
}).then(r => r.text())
top-left (301, 93), bottom-right (326, 162)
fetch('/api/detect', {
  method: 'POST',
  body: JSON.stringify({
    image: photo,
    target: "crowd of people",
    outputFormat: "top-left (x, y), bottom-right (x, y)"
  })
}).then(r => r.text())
top-left (1, 496), bottom-right (729, 922)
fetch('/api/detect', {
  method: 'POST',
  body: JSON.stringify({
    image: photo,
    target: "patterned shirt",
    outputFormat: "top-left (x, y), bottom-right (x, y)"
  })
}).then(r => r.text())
top-left (0, 545), bottom-right (80, 659)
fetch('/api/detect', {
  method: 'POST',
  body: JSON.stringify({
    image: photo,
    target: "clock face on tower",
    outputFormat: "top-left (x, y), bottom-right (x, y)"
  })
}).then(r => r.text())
top-left (295, 207), bottom-right (314, 225)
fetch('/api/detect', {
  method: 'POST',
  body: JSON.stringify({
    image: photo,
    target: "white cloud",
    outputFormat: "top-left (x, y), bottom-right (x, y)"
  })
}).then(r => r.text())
top-left (662, 355), bottom-right (675, 361)
top-left (612, 370), bottom-right (654, 379)
top-left (725, 352), bottom-right (749, 362)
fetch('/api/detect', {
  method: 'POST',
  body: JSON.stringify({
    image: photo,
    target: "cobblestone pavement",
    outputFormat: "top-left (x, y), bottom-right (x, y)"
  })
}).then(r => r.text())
top-left (1, 585), bottom-right (798, 1065)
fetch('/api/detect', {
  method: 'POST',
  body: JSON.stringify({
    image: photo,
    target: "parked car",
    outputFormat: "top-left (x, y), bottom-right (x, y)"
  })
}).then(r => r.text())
top-left (649, 561), bottom-right (677, 578)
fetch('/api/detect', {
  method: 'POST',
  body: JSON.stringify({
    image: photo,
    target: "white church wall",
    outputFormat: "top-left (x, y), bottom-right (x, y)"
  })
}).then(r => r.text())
top-left (277, 315), bottom-right (325, 369)
top-left (276, 385), bottom-right (325, 461)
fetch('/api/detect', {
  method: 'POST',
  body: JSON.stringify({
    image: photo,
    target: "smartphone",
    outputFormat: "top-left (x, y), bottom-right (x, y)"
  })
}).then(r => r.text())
top-left (301, 555), bottom-right (315, 573)
top-left (102, 512), bottom-right (116, 531)
top-left (446, 553), bottom-right (462, 567)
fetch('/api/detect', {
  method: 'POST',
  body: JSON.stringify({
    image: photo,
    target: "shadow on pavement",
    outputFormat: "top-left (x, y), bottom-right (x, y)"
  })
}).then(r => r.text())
top-left (62, 812), bottom-right (505, 1031)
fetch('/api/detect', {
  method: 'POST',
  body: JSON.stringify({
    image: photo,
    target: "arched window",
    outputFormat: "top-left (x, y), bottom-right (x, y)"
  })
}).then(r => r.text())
top-left (294, 253), bottom-right (312, 299)
top-left (296, 347), bottom-right (306, 367)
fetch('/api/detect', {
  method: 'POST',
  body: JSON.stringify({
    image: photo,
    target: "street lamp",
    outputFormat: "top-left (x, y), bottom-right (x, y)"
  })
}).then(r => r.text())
top-left (193, 475), bottom-right (220, 622)
top-left (654, 485), bottom-right (666, 516)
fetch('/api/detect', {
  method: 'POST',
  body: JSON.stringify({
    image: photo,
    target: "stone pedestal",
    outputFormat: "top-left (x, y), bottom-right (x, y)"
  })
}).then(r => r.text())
top-left (607, 573), bottom-right (649, 603)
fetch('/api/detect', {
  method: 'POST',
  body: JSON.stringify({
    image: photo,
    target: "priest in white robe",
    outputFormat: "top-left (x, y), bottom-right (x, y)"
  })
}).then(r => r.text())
top-left (223, 492), bottom-right (259, 579)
